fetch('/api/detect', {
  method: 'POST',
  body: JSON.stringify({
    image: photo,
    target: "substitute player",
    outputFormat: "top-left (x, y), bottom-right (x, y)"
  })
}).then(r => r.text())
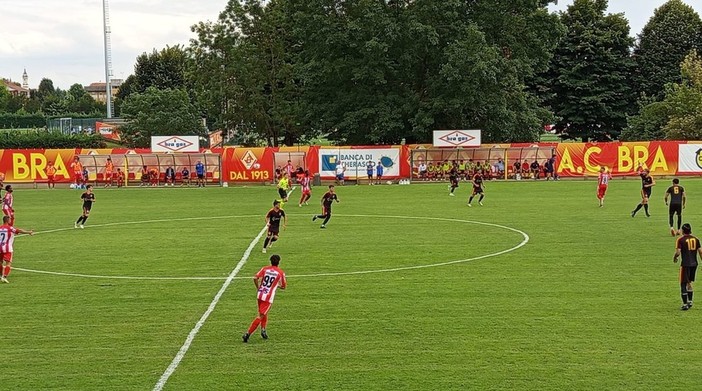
top-left (0, 215), bottom-right (34, 283)
top-left (75, 184), bottom-right (95, 229)
top-left (298, 171), bottom-right (312, 207)
top-left (467, 172), bottom-right (485, 207)
top-left (243, 254), bottom-right (287, 342)
top-left (3, 185), bottom-right (14, 226)
top-left (632, 169), bottom-right (655, 218)
top-left (665, 178), bottom-right (686, 236)
top-left (104, 157), bottom-right (115, 187)
top-left (262, 200), bottom-right (287, 253)
top-left (46, 161), bottom-right (57, 189)
top-left (313, 185), bottom-right (339, 229)
top-left (674, 223), bottom-right (702, 310)
top-left (70, 156), bottom-right (84, 188)
top-left (597, 166), bottom-right (612, 207)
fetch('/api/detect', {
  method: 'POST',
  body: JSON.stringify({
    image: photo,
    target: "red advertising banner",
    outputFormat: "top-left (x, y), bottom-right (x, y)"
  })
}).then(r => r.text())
top-left (95, 122), bottom-right (121, 141)
top-left (556, 142), bottom-right (679, 177)
top-left (222, 147), bottom-right (275, 182)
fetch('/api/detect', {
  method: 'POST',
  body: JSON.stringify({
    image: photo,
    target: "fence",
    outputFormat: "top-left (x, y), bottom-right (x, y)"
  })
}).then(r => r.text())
top-left (47, 118), bottom-right (101, 135)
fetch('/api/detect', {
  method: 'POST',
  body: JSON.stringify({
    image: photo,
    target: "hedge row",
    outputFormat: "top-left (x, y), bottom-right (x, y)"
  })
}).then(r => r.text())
top-left (0, 113), bottom-right (46, 129)
top-left (0, 132), bottom-right (107, 149)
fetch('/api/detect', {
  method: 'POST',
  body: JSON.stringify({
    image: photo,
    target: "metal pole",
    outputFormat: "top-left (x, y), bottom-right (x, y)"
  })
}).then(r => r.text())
top-left (103, 0), bottom-right (113, 118)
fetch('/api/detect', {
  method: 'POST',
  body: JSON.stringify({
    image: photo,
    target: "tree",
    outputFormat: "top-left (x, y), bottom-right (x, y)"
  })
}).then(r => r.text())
top-left (664, 50), bottom-right (702, 139)
top-left (35, 78), bottom-right (56, 103)
top-left (634, 0), bottom-right (702, 100)
top-left (0, 85), bottom-right (10, 112)
top-left (133, 45), bottom-right (189, 93)
top-left (546, 0), bottom-right (636, 141)
top-left (120, 87), bottom-right (205, 147)
top-left (620, 97), bottom-right (671, 141)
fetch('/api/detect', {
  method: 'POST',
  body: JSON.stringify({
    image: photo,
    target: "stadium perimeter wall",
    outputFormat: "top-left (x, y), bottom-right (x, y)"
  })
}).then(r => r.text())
top-left (1, 141), bottom-right (702, 185)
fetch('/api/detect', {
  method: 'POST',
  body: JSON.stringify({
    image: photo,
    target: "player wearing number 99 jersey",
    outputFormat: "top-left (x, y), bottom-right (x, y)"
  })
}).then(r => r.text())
top-left (243, 254), bottom-right (287, 342)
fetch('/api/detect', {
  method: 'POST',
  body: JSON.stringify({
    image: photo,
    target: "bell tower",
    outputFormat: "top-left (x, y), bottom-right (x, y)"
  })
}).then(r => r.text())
top-left (22, 68), bottom-right (28, 90)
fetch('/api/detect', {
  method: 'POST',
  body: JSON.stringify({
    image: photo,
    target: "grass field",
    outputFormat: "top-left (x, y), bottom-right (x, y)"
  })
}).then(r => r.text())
top-left (3, 178), bottom-right (702, 390)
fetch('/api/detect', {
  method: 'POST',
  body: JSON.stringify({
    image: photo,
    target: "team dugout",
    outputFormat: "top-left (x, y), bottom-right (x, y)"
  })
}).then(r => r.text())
top-left (410, 146), bottom-right (556, 181)
top-left (76, 153), bottom-right (222, 186)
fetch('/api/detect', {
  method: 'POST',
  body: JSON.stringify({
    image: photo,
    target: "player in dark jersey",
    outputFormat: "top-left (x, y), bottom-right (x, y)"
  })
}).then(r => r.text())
top-left (665, 178), bottom-right (686, 236)
top-left (262, 200), bottom-right (287, 253)
top-left (75, 184), bottom-right (95, 229)
top-left (448, 168), bottom-right (459, 196)
top-left (312, 185), bottom-right (339, 228)
top-left (467, 173), bottom-right (484, 207)
top-left (674, 223), bottom-right (702, 310)
top-left (631, 169), bottom-right (655, 218)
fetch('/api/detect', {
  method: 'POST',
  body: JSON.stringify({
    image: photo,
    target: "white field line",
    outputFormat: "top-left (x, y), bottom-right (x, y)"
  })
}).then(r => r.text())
top-left (151, 187), bottom-right (294, 391)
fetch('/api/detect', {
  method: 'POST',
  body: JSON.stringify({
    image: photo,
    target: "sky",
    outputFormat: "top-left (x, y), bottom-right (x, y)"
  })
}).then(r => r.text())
top-left (1, 0), bottom-right (701, 90)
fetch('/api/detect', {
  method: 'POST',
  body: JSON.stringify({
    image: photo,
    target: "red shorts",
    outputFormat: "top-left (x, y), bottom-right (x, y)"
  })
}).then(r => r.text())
top-left (105, 172), bottom-right (113, 179)
top-left (597, 184), bottom-right (608, 199)
top-left (47, 175), bottom-right (55, 182)
top-left (257, 299), bottom-right (272, 315)
top-left (74, 173), bottom-right (84, 181)
top-left (2, 208), bottom-right (13, 217)
top-left (302, 189), bottom-right (311, 196)
top-left (1, 252), bottom-right (13, 262)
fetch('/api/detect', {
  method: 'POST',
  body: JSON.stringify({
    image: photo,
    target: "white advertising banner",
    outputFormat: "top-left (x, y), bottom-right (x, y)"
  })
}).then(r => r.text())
top-left (678, 144), bottom-right (702, 173)
top-left (319, 148), bottom-right (401, 178)
top-left (433, 130), bottom-right (481, 147)
top-left (151, 136), bottom-right (199, 153)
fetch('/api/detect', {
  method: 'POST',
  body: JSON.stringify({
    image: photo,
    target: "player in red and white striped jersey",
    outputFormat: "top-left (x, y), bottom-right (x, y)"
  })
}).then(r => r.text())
top-left (2, 185), bottom-right (15, 226)
top-left (298, 171), bottom-right (312, 207)
top-left (243, 254), bottom-right (287, 342)
top-left (0, 215), bottom-right (34, 283)
top-left (597, 166), bottom-right (612, 208)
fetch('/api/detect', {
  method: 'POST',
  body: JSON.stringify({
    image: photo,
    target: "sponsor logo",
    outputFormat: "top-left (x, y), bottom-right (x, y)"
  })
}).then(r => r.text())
top-left (241, 150), bottom-right (258, 170)
top-left (696, 149), bottom-right (702, 169)
top-left (156, 137), bottom-right (194, 152)
top-left (438, 131), bottom-right (475, 146)
top-left (321, 155), bottom-right (339, 171)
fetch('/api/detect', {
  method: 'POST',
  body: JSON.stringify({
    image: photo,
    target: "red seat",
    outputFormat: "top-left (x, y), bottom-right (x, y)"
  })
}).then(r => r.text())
top-left (96, 173), bottom-right (104, 182)
top-left (191, 172), bottom-right (198, 179)
top-left (128, 172), bottom-right (135, 181)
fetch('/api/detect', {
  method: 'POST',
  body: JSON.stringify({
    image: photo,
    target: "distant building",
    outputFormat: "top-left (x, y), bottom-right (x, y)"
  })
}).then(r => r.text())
top-left (1, 69), bottom-right (31, 97)
top-left (85, 79), bottom-right (122, 103)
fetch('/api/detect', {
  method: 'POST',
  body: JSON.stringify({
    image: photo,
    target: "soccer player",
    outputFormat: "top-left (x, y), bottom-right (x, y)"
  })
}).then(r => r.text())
top-left (263, 200), bottom-right (287, 253)
top-left (181, 167), bottom-right (191, 186)
top-left (468, 172), bottom-right (484, 207)
top-left (665, 178), bottom-right (686, 236)
top-left (75, 184), bottom-right (95, 229)
top-left (299, 171), bottom-right (312, 207)
top-left (195, 160), bottom-right (206, 187)
top-left (597, 166), bottom-right (611, 207)
top-left (376, 160), bottom-right (384, 184)
top-left (165, 165), bottom-right (176, 187)
top-left (70, 156), bottom-right (83, 188)
top-left (243, 254), bottom-right (287, 342)
top-left (3, 185), bottom-right (14, 226)
top-left (366, 161), bottom-right (375, 185)
top-left (140, 165), bottom-right (149, 187)
top-left (104, 157), bottom-right (114, 187)
top-left (46, 161), bottom-right (57, 189)
top-left (0, 215), bottom-right (34, 283)
top-left (277, 173), bottom-right (290, 202)
top-left (674, 223), bottom-right (701, 310)
top-left (116, 168), bottom-right (125, 188)
top-left (632, 169), bottom-right (655, 218)
top-left (313, 185), bottom-right (339, 229)
top-left (448, 167), bottom-right (459, 196)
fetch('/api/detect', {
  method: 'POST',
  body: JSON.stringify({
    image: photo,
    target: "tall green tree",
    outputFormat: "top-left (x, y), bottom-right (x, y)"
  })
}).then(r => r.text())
top-left (35, 78), bottom-right (56, 103)
top-left (133, 45), bottom-right (189, 93)
top-left (664, 50), bottom-right (702, 139)
top-left (634, 0), bottom-right (702, 100)
top-left (120, 87), bottom-right (205, 147)
top-left (547, 0), bottom-right (636, 141)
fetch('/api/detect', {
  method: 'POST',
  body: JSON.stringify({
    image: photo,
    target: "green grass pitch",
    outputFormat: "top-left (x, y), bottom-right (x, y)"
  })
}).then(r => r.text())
top-left (2, 178), bottom-right (702, 390)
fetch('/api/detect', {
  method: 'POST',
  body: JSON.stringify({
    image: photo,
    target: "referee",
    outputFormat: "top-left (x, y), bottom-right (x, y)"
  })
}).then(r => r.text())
top-left (665, 178), bottom-right (686, 236)
top-left (674, 223), bottom-right (701, 311)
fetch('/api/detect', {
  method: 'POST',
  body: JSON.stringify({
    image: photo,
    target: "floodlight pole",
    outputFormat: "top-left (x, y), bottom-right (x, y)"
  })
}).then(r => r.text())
top-left (102, 0), bottom-right (113, 118)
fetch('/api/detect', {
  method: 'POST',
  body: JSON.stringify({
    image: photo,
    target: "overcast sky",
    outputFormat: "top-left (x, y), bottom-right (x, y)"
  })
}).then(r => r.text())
top-left (1, 0), bottom-right (701, 90)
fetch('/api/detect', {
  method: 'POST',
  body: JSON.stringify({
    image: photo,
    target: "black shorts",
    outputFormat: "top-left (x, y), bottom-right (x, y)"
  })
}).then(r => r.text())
top-left (83, 203), bottom-right (92, 211)
top-left (197, 174), bottom-right (204, 179)
top-left (669, 204), bottom-right (683, 216)
top-left (472, 187), bottom-right (483, 194)
top-left (450, 179), bottom-right (458, 186)
top-left (681, 266), bottom-right (697, 284)
top-left (642, 188), bottom-right (652, 198)
top-left (278, 188), bottom-right (288, 198)
top-left (267, 227), bottom-right (280, 236)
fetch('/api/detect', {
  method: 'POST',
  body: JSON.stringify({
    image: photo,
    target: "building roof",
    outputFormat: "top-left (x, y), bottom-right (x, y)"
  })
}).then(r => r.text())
top-left (84, 79), bottom-right (123, 93)
top-left (1, 78), bottom-right (29, 93)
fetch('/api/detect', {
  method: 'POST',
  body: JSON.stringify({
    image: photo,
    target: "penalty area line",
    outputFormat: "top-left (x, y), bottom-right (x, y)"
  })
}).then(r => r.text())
top-left (152, 188), bottom-right (294, 391)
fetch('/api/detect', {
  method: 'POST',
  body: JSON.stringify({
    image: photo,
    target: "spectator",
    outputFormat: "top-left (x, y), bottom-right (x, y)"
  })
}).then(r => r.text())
top-left (195, 160), bottom-right (206, 187)
top-left (521, 160), bottom-right (530, 179)
top-left (494, 158), bottom-right (505, 178)
top-left (165, 165), bottom-right (176, 187)
top-left (513, 160), bottom-right (521, 179)
top-left (181, 167), bottom-right (191, 186)
top-left (530, 160), bottom-right (540, 180)
top-left (376, 160), bottom-right (384, 184)
top-left (545, 155), bottom-right (555, 181)
top-left (82, 167), bottom-right (89, 188)
top-left (418, 161), bottom-right (428, 181)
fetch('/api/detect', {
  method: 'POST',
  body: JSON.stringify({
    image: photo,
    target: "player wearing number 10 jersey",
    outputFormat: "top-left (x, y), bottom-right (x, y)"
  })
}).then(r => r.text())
top-left (243, 254), bottom-right (287, 342)
top-left (597, 167), bottom-right (612, 207)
